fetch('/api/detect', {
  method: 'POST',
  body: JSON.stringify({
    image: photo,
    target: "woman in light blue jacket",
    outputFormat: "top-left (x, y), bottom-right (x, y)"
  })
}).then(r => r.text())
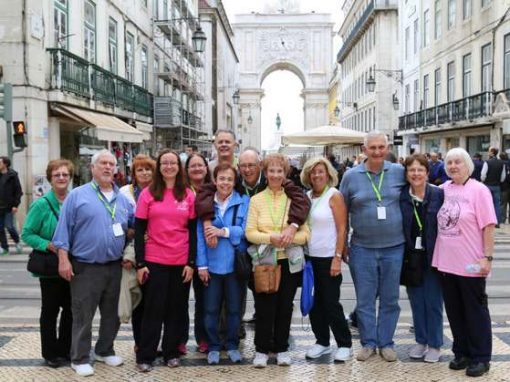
top-left (197, 163), bottom-right (250, 365)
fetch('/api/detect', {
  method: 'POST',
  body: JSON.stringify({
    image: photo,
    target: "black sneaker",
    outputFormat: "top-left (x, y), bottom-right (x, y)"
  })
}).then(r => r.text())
top-left (449, 356), bottom-right (470, 370)
top-left (44, 358), bottom-right (62, 368)
top-left (466, 362), bottom-right (490, 377)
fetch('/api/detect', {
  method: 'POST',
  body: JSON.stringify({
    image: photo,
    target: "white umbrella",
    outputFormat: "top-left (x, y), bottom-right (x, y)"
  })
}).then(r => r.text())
top-left (281, 125), bottom-right (366, 146)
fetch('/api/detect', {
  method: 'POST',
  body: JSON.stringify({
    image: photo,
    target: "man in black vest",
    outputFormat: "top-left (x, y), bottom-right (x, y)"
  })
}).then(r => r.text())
top-left (481, 147), bottom-right (506, 227)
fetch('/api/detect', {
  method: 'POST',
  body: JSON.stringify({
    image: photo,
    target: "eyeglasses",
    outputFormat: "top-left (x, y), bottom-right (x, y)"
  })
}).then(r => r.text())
top-left (239, 164), bottom-right (258, 170)
top-left (189, 164), bottom-right (205, 169)
top-left (160, 161), bottom-right (179, 167)
top-left (52, 173), bottom-right (70, 179)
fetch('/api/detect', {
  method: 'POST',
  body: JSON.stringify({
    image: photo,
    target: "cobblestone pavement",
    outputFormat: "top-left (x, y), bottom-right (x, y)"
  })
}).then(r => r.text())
top-left (0, 320), bottom-right (510, 382)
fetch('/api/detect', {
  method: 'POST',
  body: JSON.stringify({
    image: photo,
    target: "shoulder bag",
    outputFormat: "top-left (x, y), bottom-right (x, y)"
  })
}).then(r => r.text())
top-left (232, 203), bottom-right (252, 280)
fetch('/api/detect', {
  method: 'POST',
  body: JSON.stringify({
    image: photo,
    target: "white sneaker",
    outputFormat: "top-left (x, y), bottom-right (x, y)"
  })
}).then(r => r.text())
top-left (306, 344), bottom-right (332, 359)
top-left (94, 354), bottom-right (123, 367)
top-left (71, 363), bottom-right (94, 377)
top-left (334, 347), bottom-right (353, 361)
top-left (253, 352), bottom-right (268, 368)
top-left (276, 351), bottom-right (292, 366)
top-left (409, 343), bottom-right (427, 359)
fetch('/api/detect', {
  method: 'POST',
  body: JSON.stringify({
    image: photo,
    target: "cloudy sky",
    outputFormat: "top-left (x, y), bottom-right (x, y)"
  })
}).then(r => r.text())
top-left (221, 0), bottom-right (342, 149)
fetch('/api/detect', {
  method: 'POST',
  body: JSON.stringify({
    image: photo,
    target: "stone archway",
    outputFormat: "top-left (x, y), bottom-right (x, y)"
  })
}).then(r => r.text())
top-left (233, 12), bottom-right (334, 149)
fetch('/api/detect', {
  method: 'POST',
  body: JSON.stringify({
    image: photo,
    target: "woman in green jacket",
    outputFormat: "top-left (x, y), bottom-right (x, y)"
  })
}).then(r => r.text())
top-left (22, 159), bottom-right (74, 368)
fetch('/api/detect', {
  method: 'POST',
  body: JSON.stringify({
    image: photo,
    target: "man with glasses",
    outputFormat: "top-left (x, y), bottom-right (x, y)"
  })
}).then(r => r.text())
top-left (53, 150), bottom-right (133, 377)
top-left (340, 131), bottom-right (406, 362)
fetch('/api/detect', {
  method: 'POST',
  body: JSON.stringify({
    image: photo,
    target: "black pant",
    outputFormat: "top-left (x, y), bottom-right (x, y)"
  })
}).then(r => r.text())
top-left (131, 284), bottom-right (145, 348)
top-left (440, 272), bottom-right (492, 362)
top-left (136, 262), bottom-right (190, 363)
top-left (0, 208), bottom-right (19, 250)
top-left (254, 259), bottom-right (301, 354)
top-left (179, 270), bottom-right (207, 345)
top-left (309, 257), bottom-right (352, 348)
top-left (39, 277), bottom-right (72, 361)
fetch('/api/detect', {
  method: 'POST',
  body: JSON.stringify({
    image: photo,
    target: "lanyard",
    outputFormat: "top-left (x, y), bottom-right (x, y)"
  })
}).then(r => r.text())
top-left (91, 183), bottom-right (117, 220)
top-left (263, 189), bottom-right (287, 231)
top-left (307, 186), bottom-right (329, 227)
top-left (412, 202), bottom-right (423, 233)
top-left (365, 171), bottom-right (384, 203)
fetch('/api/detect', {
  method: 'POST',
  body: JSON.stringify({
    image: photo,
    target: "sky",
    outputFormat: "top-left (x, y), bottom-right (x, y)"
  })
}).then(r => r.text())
top-left (221, 0), bottom-right (342, 149)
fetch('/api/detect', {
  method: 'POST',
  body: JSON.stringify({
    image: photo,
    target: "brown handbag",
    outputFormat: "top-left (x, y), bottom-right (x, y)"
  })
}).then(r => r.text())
top-left (254, 264), bottom-right (281, 294)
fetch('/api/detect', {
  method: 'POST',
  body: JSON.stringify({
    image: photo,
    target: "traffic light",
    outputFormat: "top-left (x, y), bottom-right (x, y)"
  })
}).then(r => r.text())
top-left (13, 121), bottom-right (27, 148)
top-left (0, 83), bottom-right (13, 121)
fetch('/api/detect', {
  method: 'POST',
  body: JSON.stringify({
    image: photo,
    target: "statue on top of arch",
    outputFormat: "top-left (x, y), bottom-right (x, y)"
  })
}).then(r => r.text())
top-left (263, 0), bottom-right (300, 14)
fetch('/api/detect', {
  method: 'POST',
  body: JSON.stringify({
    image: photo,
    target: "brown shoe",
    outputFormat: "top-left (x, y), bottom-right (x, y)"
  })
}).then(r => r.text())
top-left (380, 347), bottom-right (397, 362)
top-left (356, 347), bottom-right (376, 361)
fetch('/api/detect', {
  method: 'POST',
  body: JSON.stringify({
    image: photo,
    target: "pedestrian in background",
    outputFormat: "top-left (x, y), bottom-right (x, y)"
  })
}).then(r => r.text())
top-left (481, 147), bottom-right (506, 227)
top-left (499, 152), bottom-right (510, 224)
top-left (428, 152), bottom-right (448, 185)
top-left (471, 153), bottom-right (484, 181)
top-left (53, 150), bottom-right (133, 377)
top-left (433, 147), bottom-right (496, 377)
top-left (399, 154), bottom-right (444, 363)
top-left (300, 157), bottom-right (352, 362)
top-left (22, 159), bottom-right (74, 368)
top-left (134, 149), bottom-right (196, 372)
top-left (0, 156), bottom-right (23, 255)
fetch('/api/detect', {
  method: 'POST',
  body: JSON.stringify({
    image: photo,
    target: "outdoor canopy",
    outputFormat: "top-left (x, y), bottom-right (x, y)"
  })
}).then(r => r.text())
top-left (281, 125), bottom-right (367, 146)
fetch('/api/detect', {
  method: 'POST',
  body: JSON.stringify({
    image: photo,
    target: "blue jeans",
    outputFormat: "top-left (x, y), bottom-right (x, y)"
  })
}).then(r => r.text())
top-left (350, 243), bottom-right (404, 349)
top-left (203, 272), bottom-right (241, 352)
top-left (487, 185), bottom-right (502, 224)
top-left (406, 268), bottom-right (444, 348)
top-left (0, 208), bottom-right (20, 250)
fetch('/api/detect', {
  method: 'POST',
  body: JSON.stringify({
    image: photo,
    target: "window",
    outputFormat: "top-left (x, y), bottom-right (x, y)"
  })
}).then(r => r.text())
top-left (405, 27), bottom-right (410, 60)
top-left (126, 32), bottom-right (134, 81)
top-left (414, 79), bottom-right (419, 111)
top-left (108, 18), bottom-right (117, 74)
top-left (405, 84), bottom-right (410, 113)
top-left (153, 0), bottom-right (159, 19)
top-left (141, 0), bottom-right (148, 7)
top-left (423, 74), bottom-right (429, 108)
top-left (447, 61), bottom-right (455, 102)
top-left (414, 18), bottom-right (419, 54)
top-left (423, 10), bottom-right (430, 47)
top-left (504, 34), bottom-right (510, 89)
top-left (434, 0), bottom-right (441, 40)
top-left (462, 53), bottom-right (472, 97)
top-left (481, 43), bottom-right (492, 92)
top-left (54, 0), bottom-right (68, 48)
top-left (163, 0), bottom-right (168, 19)
top-left (481, 0), bottom-right (492, 8)
top-left (448, 0), bottom-right (456, 30)
top-left (153, 55), bottom-right (160, 95)
top-left (141, 45), bottom-right (148, 89)
top-left (463, 0), bottom-right (471, 20)
top-left (83, 0), bottom-right (96, 62)
top-left (434, 68), bottom-right (441, 106)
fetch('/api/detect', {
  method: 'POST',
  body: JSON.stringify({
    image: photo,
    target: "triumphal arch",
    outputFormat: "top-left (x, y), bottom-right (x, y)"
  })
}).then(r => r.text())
top-left (232, 12), bottom-right (334, 149)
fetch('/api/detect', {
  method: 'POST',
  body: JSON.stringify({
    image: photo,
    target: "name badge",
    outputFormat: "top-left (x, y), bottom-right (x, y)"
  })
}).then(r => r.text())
top-left (415, 236), bottom-right (423, 249)
top-left (377, 206), bottom-right (386, 220)
top-left (112, 223), bottom-right (124, 237)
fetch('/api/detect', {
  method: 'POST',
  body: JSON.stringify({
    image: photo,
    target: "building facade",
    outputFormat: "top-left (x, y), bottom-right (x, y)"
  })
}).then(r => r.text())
top-left (398, 0), bottom-right (510, 157)
top-left (336, 0), bottom-right (401, 158)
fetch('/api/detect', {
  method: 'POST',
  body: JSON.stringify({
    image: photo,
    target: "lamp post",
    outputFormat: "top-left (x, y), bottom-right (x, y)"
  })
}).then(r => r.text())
top-left (232, 90), bottom-right (240, 105)
top-left (392, 91), bottom-right (400, 111)
top-left (366, 67), bottom-right (403, 93)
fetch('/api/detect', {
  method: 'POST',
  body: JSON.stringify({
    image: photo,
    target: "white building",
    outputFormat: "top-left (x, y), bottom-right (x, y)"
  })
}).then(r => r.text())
top-left (337, 0), bottom-right (401, 158)
top-left (398, 0), bottom-right (510, 157)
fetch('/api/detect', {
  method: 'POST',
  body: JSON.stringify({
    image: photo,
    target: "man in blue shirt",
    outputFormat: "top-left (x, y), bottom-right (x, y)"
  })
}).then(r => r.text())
top-left (428, 152), bottom-right (448, 185)
top-left (340, 131), bottom-right (406, 362)
top-left (53, 150), bottom-right (133, 377)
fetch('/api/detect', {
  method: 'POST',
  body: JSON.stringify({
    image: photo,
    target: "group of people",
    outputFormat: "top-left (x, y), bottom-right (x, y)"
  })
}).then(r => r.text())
top-left (19, 129), bottom-right (495, 378)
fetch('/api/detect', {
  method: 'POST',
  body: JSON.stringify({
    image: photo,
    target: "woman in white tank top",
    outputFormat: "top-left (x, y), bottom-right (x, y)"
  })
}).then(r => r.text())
top-left (300, 157), bottom-right (353, 363)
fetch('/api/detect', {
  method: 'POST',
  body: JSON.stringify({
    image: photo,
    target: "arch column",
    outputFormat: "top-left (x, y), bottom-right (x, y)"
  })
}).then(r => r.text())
top-left (302, 88), bottom-right (329, 130)
top-left (238, 88), bottom-right (264, 150)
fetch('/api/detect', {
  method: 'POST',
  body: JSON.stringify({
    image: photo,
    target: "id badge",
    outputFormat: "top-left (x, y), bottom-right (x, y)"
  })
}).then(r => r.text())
top-left (377, 206), bottom-right (386, 220)
top-left (415, 236), bottom-right (423, 249)
top-left (112, 223), bottom-right (124, 237)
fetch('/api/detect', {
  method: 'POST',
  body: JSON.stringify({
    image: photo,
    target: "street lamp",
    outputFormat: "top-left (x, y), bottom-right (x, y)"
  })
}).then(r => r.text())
top-left (366, 67), bottom-right (403, 93)
top-left (232, 90), bottom-right (240, 105)
top-left (191, 25), bottom-right (206, 53)
top-left (247, 114), bottom-right (253, 125)
top-left (334, 106), bottom-right (340, 117)
top-left (392, 91), bottom-right (400, 111)
top-left (156, 18), bottom-right (207, 53)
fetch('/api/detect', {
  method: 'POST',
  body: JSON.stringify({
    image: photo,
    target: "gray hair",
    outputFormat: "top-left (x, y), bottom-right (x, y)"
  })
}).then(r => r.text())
top-left (240, 146), bottom-right (262, 162)
top-left (214, 129), bottom-right (236, 141)
top-left (91, 149), bottom-right (117, 166)
top-left (444, 147), bottom-right (474, 177)
top-left (363, 130), bottom-right (388, 146)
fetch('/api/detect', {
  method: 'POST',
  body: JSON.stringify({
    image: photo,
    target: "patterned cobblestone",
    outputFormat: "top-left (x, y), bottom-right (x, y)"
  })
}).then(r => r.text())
top-left (0, 322), bottom-right (509, 382)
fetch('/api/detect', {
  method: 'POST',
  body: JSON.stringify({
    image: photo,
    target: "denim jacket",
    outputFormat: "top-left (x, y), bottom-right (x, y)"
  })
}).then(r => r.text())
top-left (399, 183), bottom-right (444, 266)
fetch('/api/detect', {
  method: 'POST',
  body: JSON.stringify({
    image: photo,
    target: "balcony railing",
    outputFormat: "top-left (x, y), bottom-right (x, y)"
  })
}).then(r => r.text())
top-left (398, 91), bottom-right (502, 131)
top-left (337, 0), bottom-right (375, 63)
top-left (48, 48), bottom-right (153, 117)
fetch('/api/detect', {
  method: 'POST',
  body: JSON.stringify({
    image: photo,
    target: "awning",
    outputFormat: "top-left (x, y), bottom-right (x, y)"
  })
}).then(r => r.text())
top-left (135, 122), bottom-right (153, 141)
top-left (282, 125), bottom-right (366, 146)
top-left (53, 105), bottom-right (144, 143)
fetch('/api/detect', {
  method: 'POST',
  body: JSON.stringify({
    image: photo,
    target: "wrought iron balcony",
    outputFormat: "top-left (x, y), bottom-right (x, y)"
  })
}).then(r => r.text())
top-left (47, 48), bottom-right (153, 117)
top-left (398, 91), bottom-right (502, 131)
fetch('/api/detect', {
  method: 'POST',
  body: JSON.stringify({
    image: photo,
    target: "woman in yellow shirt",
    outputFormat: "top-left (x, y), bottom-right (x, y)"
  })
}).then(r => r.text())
top-left (246, 153), bottom-right (309, 368)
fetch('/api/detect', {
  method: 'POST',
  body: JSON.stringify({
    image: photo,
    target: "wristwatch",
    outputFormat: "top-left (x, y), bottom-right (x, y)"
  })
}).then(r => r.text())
top-left (484, 255), bottom-right (493, 261)
top-left (335, 253), bottom-right (343, 259)
top-left (135, 262), bottom-right (147, 270)
top-left (290, 223), bottom-right (299, 229)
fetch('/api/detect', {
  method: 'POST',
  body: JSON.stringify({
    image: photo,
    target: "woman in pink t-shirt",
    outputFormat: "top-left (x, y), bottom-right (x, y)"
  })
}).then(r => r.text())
top-left (432, 147), bottom-right (496, 377)
top-left (133, 149), bottom-right (197, 372)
